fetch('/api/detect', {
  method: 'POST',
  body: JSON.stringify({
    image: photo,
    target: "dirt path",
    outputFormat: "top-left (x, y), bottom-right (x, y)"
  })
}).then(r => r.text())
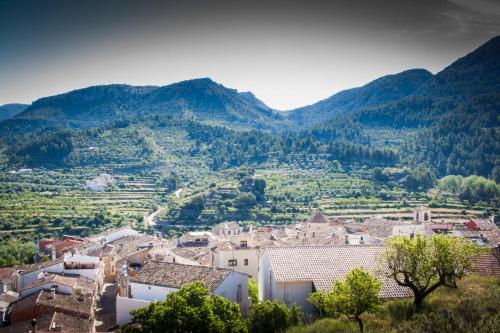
top-left (145, 207), bottom-right (165, 227)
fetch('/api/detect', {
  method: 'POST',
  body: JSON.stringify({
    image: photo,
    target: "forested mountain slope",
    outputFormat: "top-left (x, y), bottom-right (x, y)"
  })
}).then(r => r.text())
top-left (287, 69), bottom-right (433, 126)
top-left (0, 103), bottom-right (28, 121)
top-left (7, 78), bottom-right (283, 131)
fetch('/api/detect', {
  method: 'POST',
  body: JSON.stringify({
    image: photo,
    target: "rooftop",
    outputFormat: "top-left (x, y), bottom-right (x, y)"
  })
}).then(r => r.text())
top-left (14, 257), bottom-right (64, 274)
top-left (471, 254), bottom-right (500, 277)
top-left (9, 290), bottom-right (93, 319)
top-left (306, 209), bottom-right (330, 224)
top-left (470, 218), bottom-right (498, 231)
top-left (131, 260), bottom-right (232, 292)
top-left (265, 245), bottom-right (412, 298)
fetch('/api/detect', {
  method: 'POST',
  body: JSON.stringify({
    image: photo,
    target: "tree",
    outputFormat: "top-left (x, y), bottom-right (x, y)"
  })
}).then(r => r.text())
top-left (383, 235), bottom-right (483, 311)
top-left (234, 192), bottom-right (257, 209)
top-left (248, 278), bottom-right (258, 305)
top-left (124, 281), bottom-right (246, 333)
top-left (247, 300), bottom-right (302, 333)
top-left (308, 268), bottom-right (382, 332)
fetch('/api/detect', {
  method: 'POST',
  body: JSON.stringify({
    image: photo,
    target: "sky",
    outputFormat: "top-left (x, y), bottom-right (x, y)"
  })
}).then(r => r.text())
top-left (1, 0), bottom-right (499, 110)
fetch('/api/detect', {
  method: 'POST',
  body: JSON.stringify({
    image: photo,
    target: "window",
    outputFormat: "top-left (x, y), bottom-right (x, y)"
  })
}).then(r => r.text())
top-left (244, 259), bottom-right (248, 266)
top-left (228, 230), bottom-right (232, 235)
top-left (237, 284), bottom-right (242, 301)
top-left (240, 240), bottom-right (247, 248)
top-left (228, 259), bottom-right (237, 267)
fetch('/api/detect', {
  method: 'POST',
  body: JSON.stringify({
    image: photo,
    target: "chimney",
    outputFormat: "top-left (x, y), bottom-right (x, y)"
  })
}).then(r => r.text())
top-left (31, 318), bottom-right (37, 333)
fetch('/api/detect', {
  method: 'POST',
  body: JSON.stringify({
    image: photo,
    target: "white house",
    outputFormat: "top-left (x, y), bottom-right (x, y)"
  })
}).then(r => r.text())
top-left (179, 231), bottom-right (214, 247)
top-left (88, 226), bottom-right (139, 245)
top-left (258, 245), bottom-right (411, 313)
top-left (12, 259), bottom-right (65, 291)
top-left (211, 246), bottom-right (262, 280)
top-left (116, 260), bottom-right (251, 325)
top-left (212, 222), bottom-right (242, 237)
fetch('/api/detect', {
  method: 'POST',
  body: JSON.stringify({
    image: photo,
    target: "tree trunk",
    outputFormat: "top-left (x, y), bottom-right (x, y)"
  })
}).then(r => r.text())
top-left (414, 293), bottom-right (424, 311)
top-left (356, 317), bottom-right (364, 333)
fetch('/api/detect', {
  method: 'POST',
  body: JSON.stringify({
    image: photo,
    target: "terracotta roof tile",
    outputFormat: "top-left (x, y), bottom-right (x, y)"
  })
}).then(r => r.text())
top-left (471, 254), bottom-right (500, 277)
top-left (131, 260), bottom-right (232, 292)
top-left (265, 245), bottom-right (412, 299)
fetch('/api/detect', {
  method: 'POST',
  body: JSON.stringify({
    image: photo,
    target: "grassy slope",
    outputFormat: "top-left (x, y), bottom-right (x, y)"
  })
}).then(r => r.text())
top-left (286, 275), bottom-right (500, 333)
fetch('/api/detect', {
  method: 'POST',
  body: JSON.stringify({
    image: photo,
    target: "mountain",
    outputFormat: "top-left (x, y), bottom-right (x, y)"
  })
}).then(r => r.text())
top-left (416, 35), bottom-right (500, 100)
top-left (349, 36), bottom-right (500, 128)
top-left (287, 69), bottom-right (433, 126)
top-left (10, 78), bottom-right (281, 130)
top-left (0, 103), bottom-right (28, 121)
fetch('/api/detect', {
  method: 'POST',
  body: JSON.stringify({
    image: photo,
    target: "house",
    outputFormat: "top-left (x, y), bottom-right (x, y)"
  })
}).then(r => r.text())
top-left (179, 231), bottom-right (213, 247)
top-left (467, 218), bottom-right (500, 248)
top-left (468, 217), bottom-right (498, 231)
top-left (18, 273), bottom-right (95, 298)
top-left (116, 260), bottom-right (250, 325)
top-left (12, 259), bottom-right (65, 291)
top-left (87, 225), bottom-right (140, 244)
top-left (213, 222), bottom-right (242, 236)
top-left (88, 245), bottom-right (118, 283)
top-left (210, 237), bottom-right (264, 279)
top-left (258, 246), bottom-right (412, 313)
top-left (7, 289), bottom-right (93, 324)
top-left (46, 238), bottom-right (85, 259)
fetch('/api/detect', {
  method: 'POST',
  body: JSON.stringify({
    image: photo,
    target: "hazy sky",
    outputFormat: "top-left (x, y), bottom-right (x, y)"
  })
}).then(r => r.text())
top-left (1, 0), bottom-right (499, 109)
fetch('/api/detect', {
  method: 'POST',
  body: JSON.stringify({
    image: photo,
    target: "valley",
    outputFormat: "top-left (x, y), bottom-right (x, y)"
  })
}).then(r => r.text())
top-left (0, 36), bottom-right (498, 267)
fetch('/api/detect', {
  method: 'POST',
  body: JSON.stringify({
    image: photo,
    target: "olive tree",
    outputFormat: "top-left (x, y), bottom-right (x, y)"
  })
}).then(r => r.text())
top-left (383, 234), bottom-right (483, 310)
top-left (308, 267), bottom-right (382, 332)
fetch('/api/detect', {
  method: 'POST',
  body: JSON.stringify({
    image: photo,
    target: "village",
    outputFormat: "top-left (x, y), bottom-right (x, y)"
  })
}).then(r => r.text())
top-left (0, 207), bottom-right (498, 332)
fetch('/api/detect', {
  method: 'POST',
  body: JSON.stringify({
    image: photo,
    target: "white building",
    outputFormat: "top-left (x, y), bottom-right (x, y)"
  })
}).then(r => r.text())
top-left (211, 246), bottom-right (262, 280)
top-left (116, 260), bottom-right (251, 325)
top-left (213, 222), bottom-right (242, 237)
top-left (258, 246), bottom-right (411, 313)
top-left (88, 225), bottom-right (139, 244)
top-left (179, 231), bottom-right (214, 247)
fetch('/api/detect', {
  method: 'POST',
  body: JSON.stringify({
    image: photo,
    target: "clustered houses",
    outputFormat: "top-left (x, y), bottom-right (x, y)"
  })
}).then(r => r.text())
top-left (1, 209), bottom-right (499, 331)
top-left (0, 226), bottom-right (140, 332)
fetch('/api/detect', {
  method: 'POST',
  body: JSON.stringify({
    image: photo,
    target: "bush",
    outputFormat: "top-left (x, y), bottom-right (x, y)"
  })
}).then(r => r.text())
top-left (386, 299), bottom-right (415, 322)
top-left (247, 300), bottom-right (302, 333)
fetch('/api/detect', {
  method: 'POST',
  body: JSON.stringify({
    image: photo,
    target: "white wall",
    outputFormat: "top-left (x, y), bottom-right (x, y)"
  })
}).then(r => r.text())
top-left (15, 262), bottom-right (64, 290)
top-left (258, 252), bottom-right (273, 301)
top-left (20, 281), bottom-right (73, 298)
top-left (116, 296), bottom-right (150, 325)
top-left (258, 251), bottom-right (316, 314)
top-left (90, 227), bottom-right (139, 244)
top-left (214, 272), bottom-right (251, 314)
top-left (213, 248), bottom-right (261, 280)
top-left (130, 282), bottom-right (177, 302)
top-left (274, 281), bottom-right (314, 313)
